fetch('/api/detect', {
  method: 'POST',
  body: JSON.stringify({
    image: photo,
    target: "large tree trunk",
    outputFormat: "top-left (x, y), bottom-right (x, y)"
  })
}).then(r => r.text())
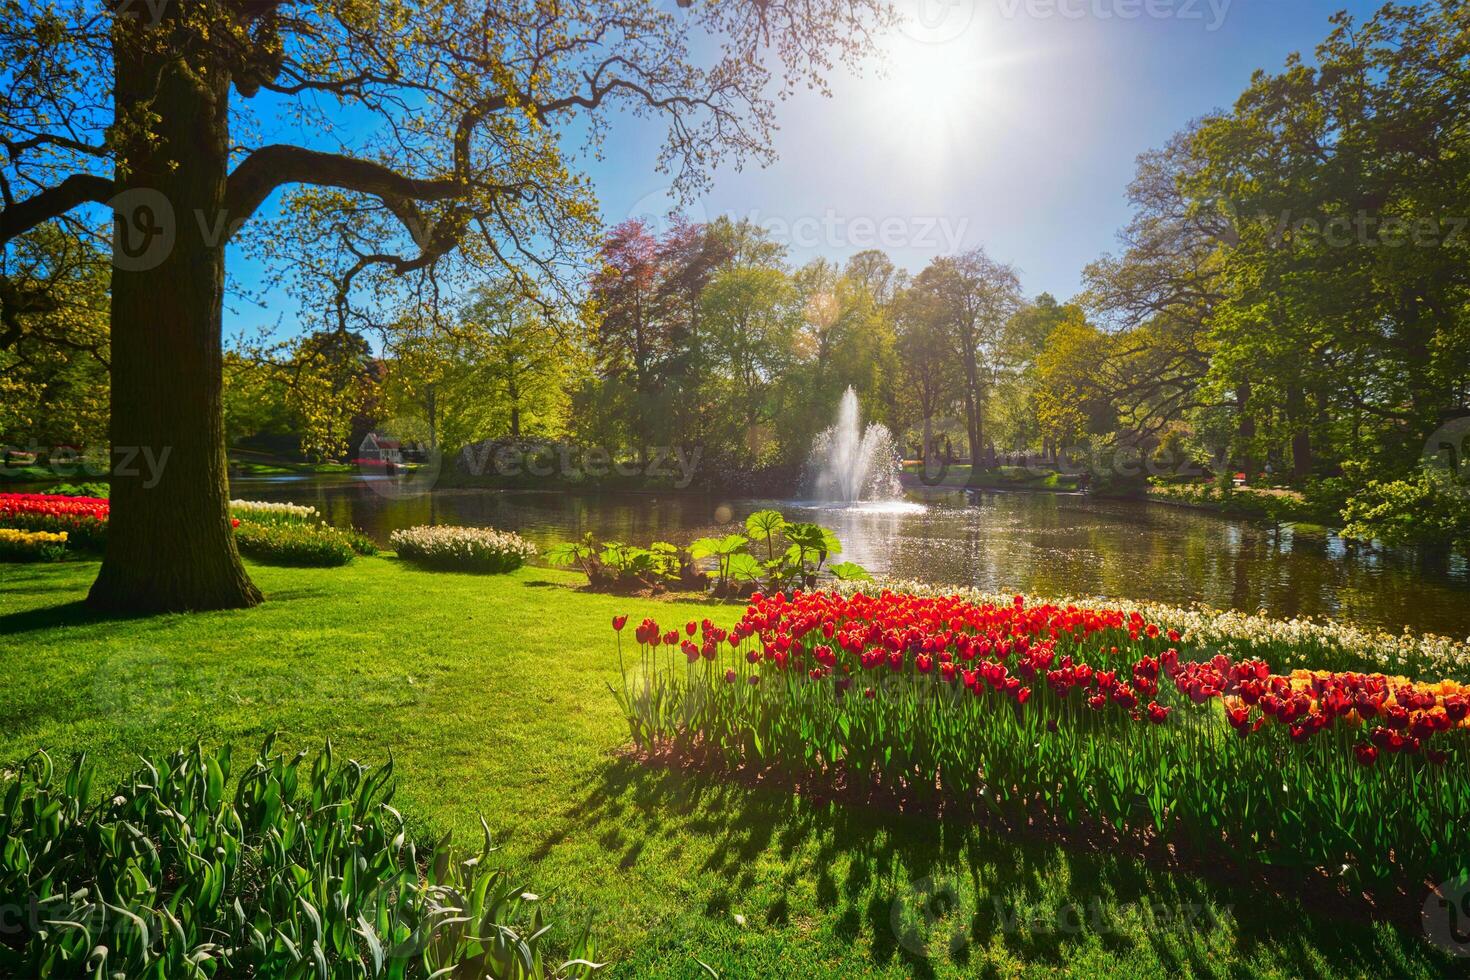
top-left (1286, 384), bottom-right (1312, 482)
top-left (958, 326), bottom-right (986, 488)
top-left (1235, 379), bottom-right (1256, 480)
top-left (88, 10), bottom-right (262, 613)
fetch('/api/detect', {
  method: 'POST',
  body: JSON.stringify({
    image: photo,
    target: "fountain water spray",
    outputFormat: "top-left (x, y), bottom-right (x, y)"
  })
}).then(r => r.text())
top-left (807, 387), bottom-right (902, 503)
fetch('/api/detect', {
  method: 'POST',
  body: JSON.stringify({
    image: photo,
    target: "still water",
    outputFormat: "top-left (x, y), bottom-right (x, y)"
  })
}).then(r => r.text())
top-left (232, 475), bottom-right (1470, 637)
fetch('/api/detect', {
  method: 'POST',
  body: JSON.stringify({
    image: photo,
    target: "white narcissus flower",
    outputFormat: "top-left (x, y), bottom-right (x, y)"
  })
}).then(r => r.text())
top-left (230, 499), bottom-right (320, 521)
top-left (389, 525), bottom-right (537, 568)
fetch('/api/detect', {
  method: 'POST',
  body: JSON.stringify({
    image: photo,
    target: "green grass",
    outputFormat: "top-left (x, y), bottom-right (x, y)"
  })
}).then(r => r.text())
top-left (0, 558), bottom-right (1458, 978)
top-left (902, 463), bottom-right (1082, 492)
top-left (0, 464), bottom-right (72, 483)
top-left (228, 457), bottom-right (356, 475)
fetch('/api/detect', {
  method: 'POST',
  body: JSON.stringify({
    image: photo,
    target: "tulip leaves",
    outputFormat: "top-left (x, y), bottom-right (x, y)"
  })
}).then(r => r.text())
top-left (0, 739), bottom-right (601, 978)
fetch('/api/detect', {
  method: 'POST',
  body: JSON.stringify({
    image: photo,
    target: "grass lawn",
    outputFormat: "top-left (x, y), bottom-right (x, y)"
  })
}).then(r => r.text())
top-left (0, 557), bottom-right (1458, 978)
top-left (901, 463), bottom-right (1081, 492)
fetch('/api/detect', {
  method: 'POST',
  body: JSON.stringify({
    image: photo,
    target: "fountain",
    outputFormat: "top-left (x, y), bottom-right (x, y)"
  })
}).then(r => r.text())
top-left (806, 387), bottom-right (904, 503)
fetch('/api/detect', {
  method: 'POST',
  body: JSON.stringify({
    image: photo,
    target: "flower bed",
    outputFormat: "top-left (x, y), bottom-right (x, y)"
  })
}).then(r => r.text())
top-left (229, 498), bottom-right (320, 524)
top-left (234, 519), bottom-right (357, 567)
top-left (0, 528), bottom-right (69, 561)
top-left (612, 589), bottom-right (1470, 886)
top-left (0, 493), bottom-right (108, 549)
top-left (390, 525), bottom-right (536, 573)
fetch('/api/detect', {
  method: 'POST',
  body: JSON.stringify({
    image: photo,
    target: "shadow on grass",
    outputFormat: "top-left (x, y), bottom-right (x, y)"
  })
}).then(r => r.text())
top-left (0, 583), bottom-right (333, 638)
top-left (531, 757), bottom-right (1457, 978)
top-left (0, 599), bottom-right (147, 637)
top-left (519, 578), bottom-right (742, 607)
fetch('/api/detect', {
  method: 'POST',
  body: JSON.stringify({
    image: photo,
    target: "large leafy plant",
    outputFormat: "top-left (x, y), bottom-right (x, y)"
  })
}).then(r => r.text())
top-left (547, 509), bottom-right (868, 597)
top-left (689, 533), bottom-right (761, 593)
top-left (546, 534), bottom-right (698, 592)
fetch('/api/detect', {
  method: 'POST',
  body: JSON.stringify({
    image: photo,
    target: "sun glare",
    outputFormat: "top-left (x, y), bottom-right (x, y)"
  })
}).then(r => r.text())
top-left (875, 33), bottom-right (995, 157)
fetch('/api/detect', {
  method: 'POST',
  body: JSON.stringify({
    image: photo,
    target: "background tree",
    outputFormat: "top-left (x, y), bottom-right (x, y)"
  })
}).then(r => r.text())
top-left (891, 283), bottom-right (960, 465)
top-left (284, 331), bottom-right (378, 463)
top-left (0, 225), bottom-right (109, 451)
top-left (221, 346), bottom-right (291, 451)
top-left (906, 249), bottom-right (1022, 480)
top-left (702, 263), bottom-right (799, 467)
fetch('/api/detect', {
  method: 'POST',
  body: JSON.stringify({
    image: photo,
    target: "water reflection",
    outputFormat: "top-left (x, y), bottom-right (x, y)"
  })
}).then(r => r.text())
top-left (230, 476), bottom-right (1470, 637)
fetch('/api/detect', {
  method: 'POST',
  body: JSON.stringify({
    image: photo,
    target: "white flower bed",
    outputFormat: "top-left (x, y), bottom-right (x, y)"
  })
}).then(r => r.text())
top-left (230, 499), bottom-right (320, 523)
top-left (832, 577), bottom-right (1470, 678)
top-left (390, 524), bottom-right (537, 572)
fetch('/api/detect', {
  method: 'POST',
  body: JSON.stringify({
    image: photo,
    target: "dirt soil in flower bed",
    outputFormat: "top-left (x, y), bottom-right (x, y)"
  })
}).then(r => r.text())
top-left (622, 740), bottom-right (1436, 936)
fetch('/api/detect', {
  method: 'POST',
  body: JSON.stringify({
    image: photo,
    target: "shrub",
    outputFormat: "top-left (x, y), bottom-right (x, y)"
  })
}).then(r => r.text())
top-left (1341, 466), bottom-right (1470, 555)
top-left (391, 525), bottom-right (536, 573)
top-left (0, 739), bottom-right (600, 978)
top-left (546, 533), bottom-right (703, 592)
top-left (545, 510), bottom-right (867, 596)
top-left (40, 481), bottom-right (110, 499)
top-left (0, 528), bottom-right (69, 561)
top-left (345, 526), bottom-right (381, 556)
top-left (235, 519), bottom-right (357, 566)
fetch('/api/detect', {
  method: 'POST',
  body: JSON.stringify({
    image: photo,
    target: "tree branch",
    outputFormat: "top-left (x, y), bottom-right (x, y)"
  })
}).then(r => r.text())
top-left (224, 145), bottom-right (468, 231)
top-left (0, 174), bottom-right (113, 244)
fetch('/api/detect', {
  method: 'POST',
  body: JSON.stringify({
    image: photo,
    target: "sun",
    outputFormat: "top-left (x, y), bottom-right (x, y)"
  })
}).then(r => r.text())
top-left (874, 33), bottom-right (995, 157)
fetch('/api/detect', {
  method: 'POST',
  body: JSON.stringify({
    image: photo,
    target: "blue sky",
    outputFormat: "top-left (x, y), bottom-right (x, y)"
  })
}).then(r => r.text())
top-left (225, 0), bottom-right (1392, 338)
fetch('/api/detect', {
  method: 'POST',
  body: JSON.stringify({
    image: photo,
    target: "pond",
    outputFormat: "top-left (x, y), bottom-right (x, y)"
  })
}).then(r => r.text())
top-left (230, 474), bottom-right (1470, 638)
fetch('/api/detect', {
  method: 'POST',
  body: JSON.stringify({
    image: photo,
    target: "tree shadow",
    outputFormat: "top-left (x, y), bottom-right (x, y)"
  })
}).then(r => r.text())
top-left (531, 757), bottom-right (1461, 977)
top-left (0, 599), bottom-right (147, 637)
top-left (0, 582), bottom-right (332, 638)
